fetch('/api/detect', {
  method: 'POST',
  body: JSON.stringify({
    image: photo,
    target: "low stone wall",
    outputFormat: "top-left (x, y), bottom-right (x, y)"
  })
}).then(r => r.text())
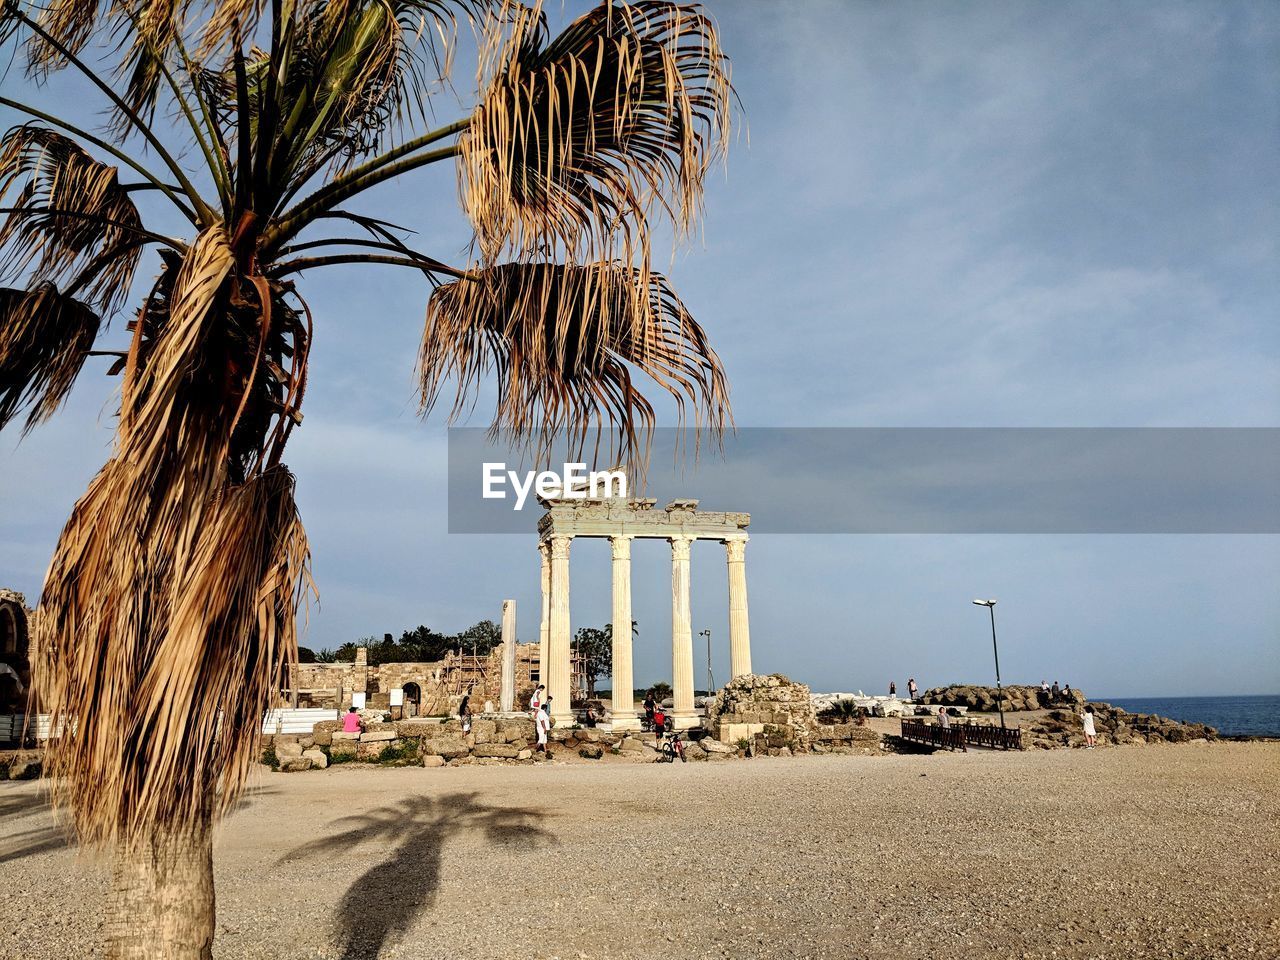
top-left (922, 684), bottom-right (1084, 713)
top-left (259, 696), bottom-right (890, 770)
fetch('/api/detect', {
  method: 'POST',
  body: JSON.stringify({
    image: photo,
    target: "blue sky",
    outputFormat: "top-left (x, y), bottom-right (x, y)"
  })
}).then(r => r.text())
top-left (2, 1), bottom-right (1277, 696)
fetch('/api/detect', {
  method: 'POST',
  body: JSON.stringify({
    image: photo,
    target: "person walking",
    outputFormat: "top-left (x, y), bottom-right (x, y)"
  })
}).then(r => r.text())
top-left (907, 678), bottom-right (918, 701)
top-left (458, 691), bottom-right (472, 734)
top-left (1081, 706), bottom-right (1097, 749)
top-left (535, 699), bottom-right (552, 753)
top-left (529, 683), bottom-right (545, 716)
top-left (1051, 680), bottom-right (1061, 701)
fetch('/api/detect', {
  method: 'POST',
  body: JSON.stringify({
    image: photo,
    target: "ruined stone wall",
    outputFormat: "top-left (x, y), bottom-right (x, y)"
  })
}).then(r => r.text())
top-left (290, 642), bottom-right (540, 714)
top-left (706, 674), bottom-right (818, 747)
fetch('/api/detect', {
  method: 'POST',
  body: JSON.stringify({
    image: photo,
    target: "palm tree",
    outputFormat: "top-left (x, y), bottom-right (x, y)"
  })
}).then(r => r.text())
top-left (0, 0), bottom-right (731, 955)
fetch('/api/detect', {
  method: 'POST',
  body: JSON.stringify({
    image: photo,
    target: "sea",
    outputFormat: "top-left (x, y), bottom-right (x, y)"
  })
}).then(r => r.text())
top-left (1102, 695), bottom-right (1280, 738)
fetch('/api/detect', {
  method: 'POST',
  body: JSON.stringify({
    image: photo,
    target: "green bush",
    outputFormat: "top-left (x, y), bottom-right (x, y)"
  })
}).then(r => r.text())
top-left (817, 699), bottom-right (865, 724)
top-left (260, 743), bottom-right (280, 770)
top-left (376, 740), bottom-right (420, 765)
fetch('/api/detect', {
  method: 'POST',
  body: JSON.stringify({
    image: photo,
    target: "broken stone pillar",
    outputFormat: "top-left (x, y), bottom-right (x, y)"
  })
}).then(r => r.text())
top-left (538, 542), bottom-right (550, 689)
top-left (547, 536), bottom-right (573, 725)
top-left (500, 599), bottom-right (516, 713)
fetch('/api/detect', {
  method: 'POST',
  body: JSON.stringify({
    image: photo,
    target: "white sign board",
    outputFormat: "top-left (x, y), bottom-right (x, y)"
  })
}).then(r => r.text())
top-left (352, 692), bottom-right (366, 709)
top-left (389, 688), bottom-right (404, 707)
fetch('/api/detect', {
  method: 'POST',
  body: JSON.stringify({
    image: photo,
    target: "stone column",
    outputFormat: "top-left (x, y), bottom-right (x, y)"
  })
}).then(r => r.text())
top-left (500, 599), bottom-right (517, 713)
top-left (725, 536), bottom-right (752, 679)
top-left (538, 542), bottom-right (550, 691)
top-left (547, 535), bottom-right (573, 725)
top-left (670, 536), bottom-right (697, 729)
top-left (609, 536), bottom-right (640, 731)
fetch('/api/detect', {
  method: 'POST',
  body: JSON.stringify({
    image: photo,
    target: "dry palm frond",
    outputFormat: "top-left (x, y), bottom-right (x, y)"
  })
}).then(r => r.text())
top-left (420, 260), bottom-right (727, 458)
top-left (0, 282), bottom-right (101, 431)
top-left (0, 124), bottom-right (144, 312)
top-left (36, 461), bottom-right (313, 847)
top-left (113, 0), bottom-right (182, 127)
top-left (21, 0), bottom-right (104, 77)
top-left (460, 0), bottom-right (731, 264)
top-left (36, 224), bottom-right (315, 847)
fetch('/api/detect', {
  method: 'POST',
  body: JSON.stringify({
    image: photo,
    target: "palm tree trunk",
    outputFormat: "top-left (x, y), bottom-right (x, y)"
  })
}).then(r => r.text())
top-left (105, 814), bottom-right (215, 959)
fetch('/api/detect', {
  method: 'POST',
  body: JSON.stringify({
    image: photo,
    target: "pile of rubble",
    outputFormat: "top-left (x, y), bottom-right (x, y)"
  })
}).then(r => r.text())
top-left (922, 684), bottom-right (1083, 713)
top-left (705, 673), bottom-right (820, 751)
top-left (1023, 704), bottom-right (1216, 750)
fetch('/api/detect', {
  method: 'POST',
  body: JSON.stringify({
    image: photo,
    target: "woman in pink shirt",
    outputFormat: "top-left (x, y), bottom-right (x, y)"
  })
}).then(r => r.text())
top-left (341, 707), bottom-right (363, 733)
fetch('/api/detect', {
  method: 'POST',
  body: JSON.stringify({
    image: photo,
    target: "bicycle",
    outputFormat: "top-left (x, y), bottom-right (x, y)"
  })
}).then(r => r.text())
top-left (657, 728), bottom-right (685, 763)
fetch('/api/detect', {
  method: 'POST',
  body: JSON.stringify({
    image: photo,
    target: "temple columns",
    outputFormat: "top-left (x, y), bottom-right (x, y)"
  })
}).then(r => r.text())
top-left (547, 536), bottom-right (573, 725)
top-left (725, 536), bottom-right (752, 679)
top-left (609, 536), bottom-right (640, 730)
top-left (670, 536), bottom-right (697, 728)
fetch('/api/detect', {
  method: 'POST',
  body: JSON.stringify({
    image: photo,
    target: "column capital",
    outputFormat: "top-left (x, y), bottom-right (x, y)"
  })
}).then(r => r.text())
top-left (725, 536), bottom-right (748, 563)
top-left (549, 535), bottom-right (572, 560)
top-left (670, 535), bottom-right (693, 561)
top-left (610, 534), bottom-right (634, 560)
top-left (538, 540), bottom-right (550, 559)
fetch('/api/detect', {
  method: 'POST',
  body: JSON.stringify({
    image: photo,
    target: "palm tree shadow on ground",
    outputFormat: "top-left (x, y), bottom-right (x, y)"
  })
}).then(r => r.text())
top-left (281, 792), bottom-right (556, 960)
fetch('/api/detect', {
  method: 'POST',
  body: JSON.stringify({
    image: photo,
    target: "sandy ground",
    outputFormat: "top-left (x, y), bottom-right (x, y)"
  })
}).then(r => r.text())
top-left (1, 743), bottom-right (1277, 960)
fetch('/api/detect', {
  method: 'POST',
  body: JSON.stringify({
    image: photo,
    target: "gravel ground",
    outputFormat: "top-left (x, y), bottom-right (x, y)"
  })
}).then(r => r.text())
top-left (1, 742), bottom-right (1276, 960)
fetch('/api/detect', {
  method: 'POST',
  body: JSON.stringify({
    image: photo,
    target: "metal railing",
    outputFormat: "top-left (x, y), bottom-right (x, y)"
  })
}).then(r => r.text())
top-left (899, 718), bottom-right (1022, 752)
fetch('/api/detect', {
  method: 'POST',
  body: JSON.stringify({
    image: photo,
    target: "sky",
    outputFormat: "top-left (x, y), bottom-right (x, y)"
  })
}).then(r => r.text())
top-left (2, 1), bottom-right (1277, 697)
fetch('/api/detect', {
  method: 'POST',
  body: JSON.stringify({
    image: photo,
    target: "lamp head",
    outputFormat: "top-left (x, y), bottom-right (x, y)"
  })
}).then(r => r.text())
top-left (972, 599), bottom-right (996, 606)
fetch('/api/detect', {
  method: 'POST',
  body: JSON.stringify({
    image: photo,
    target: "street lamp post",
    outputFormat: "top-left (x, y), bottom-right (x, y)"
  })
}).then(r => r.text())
top-left (972, 599), bottom-right (1005, 730)
top-left (699, 628), bottom-right (714, 694)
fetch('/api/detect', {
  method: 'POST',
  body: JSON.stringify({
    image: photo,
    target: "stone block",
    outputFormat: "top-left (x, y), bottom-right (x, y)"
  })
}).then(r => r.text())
top-left (312, 730), bottom-right (333, 747)
top-left (329, 739), bottom-right (357, 759)
top-left (578, 745), bottom-right (604, 760)
top-left (279, 758), bottom-right (312, 772)
top-left (472, 719), bottom-right (497, 744)
top-left (358, 741), bottom-right (389, 760)
top-left (421, 737), bottom-right (469, 759)
top-left (275, 740), bottom-right (304, 760)
top-left (332, 731), bottom-right (360, 741)
top-left (498, 719), bottom-right (535, 743)
top-left (516, 749), bottom-right (533, 760)
top-left (7, 758), bottom-right (42, 780)
top-left (618, 737), bottom-right (645, 753)
top-left (302, 748), bottom-right (328, 770)
top-left (474, 743), bottom-right (519, 759)
top-left (700, 738), bottom-right (732, 754)
top-left (360, 730), bottom-right (397, 743)
top-left (396, 719), bottom-right (445, 738)
top-left (422, 755), bottom-right (446, 768)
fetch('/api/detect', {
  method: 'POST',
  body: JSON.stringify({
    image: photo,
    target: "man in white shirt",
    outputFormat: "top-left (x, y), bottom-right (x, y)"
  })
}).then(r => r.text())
top-left (535, 698), bottom-right (553, 753)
